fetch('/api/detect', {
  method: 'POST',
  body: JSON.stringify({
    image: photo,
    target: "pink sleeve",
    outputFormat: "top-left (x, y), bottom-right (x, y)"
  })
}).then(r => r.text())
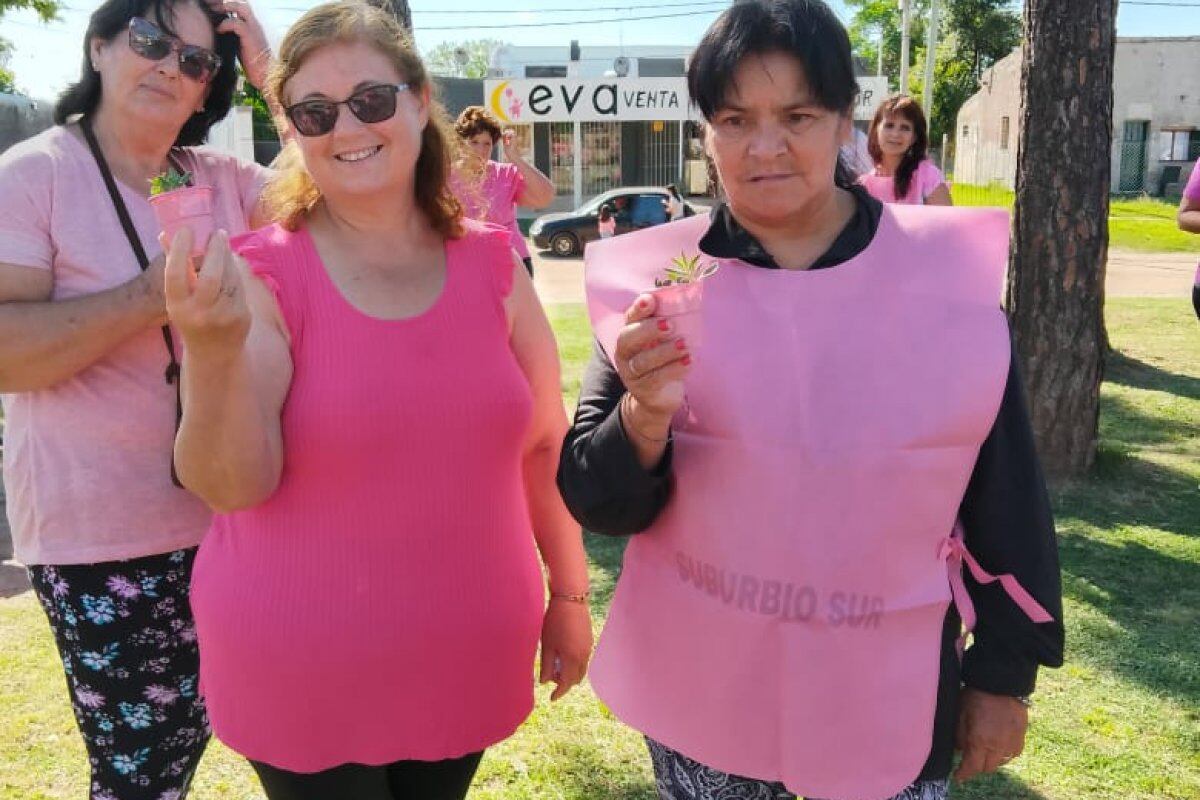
top-left (505, 162), bottom-right (526, 205)
top-left (231, 227), bottom-right (303, 343)
top-left (1184, 161), bottom-right (1200, 203)
top-left (921, 160), bottom-right (947, 199)
top-left (235, 158), bottom-right (272, 221)
top-left (0, 146), bottom-right (54, 270)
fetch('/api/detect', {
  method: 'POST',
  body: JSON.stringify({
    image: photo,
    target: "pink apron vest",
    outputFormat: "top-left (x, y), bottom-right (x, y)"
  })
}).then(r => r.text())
top-left (584, 205), bottom-right (1053, 800)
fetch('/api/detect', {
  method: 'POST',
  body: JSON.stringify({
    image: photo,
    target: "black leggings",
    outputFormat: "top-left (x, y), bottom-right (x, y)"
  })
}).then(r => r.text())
top-left (522, 256), bottom-right (534, 278)
top-left (250, 751), bottom-right (484, 800)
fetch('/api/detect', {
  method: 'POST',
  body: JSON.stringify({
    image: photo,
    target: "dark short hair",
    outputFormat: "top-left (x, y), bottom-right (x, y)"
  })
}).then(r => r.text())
top-left (688, 0), bottom-right (858, 119)
top-left (54, 0), bottom-right (239, 147)
top-left (687, 0), bottom-right (860, 189)
top-left (454, 106), bottom-right (503, 143)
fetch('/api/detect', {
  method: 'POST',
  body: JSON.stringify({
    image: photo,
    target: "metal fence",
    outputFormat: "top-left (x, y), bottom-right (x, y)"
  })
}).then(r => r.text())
top-left (640, 121), bottom-right (681, 188)
top-left (944, 142), bottom-right (1016, 207)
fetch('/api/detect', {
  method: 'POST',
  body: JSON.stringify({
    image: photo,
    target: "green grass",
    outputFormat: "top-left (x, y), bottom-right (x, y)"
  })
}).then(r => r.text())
top-left (2, 300), bottom-right (1198, 799)
top-left (950, 186), bottom-right (1199, 255)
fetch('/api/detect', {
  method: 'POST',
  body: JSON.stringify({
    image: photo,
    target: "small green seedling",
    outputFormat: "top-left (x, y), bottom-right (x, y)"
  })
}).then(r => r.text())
top-left (149, 168), bottom-right (193, 196)
top-left (654, 252), bottom-right (720, 287)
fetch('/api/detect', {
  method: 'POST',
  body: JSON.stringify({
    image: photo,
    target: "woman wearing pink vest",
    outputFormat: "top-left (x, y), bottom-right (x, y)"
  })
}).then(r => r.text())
top-left (859, 95), bottom-right (951, 207)
top-left (559, 2), bottom-right (1064, 799)
top-left (161, 4), bottom-right (592, 798)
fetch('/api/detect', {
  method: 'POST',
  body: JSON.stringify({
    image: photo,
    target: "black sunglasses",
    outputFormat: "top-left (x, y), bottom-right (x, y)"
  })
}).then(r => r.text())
top-left (127, 17), bottom-right (222, 84)
top-left (284, 83), bottom-right (412, 137)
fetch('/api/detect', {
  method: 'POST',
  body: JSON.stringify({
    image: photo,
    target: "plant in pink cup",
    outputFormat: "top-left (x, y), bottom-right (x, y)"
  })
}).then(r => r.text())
top-left (651, 252), bottom-right (719, 350)
top-left (148, 168), bottom-right (215, 258)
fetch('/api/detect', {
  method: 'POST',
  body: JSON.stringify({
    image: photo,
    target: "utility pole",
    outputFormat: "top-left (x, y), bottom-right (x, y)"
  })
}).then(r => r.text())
top-left (922, 0), bottom-right (938, 112)
top-left (898, 0), bottom-right (912, 93)
top-left (877, 24), bottom-right (885, 76)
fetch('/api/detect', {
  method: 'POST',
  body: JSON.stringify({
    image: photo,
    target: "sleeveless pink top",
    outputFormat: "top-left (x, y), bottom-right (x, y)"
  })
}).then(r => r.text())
top-left (190, 220), bottom-right (545, 771)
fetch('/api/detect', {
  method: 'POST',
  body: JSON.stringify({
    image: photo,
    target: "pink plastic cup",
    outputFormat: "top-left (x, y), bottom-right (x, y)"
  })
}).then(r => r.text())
top-left (650, 281), bottom-right (704, 350)
top-left (149, 185), bottom-right (215, 258)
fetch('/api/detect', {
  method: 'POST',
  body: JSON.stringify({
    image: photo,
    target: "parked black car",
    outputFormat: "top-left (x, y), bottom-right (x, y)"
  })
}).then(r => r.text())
top-left (530, 186), bottom-right (707, 257)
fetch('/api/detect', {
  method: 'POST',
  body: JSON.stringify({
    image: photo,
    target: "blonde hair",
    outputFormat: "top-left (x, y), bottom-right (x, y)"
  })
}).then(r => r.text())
top-left (262, 1), bottom-right (462, 237)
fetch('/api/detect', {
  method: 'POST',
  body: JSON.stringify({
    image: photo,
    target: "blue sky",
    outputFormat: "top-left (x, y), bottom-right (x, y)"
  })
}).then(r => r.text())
top-left (1, 1), bottom-right (1195, 101)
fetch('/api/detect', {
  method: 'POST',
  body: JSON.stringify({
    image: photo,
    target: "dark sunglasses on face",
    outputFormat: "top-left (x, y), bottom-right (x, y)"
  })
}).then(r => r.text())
top-left (284, 83), bottom-right (412, 137)
top-left (127, 17), bottom-right (222, 84)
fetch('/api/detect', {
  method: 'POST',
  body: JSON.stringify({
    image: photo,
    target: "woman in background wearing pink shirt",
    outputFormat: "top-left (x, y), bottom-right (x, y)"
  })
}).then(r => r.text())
top-left (451, 106), bottom-right (555, 277)
top-left (859, 94), bottom-right (952, 206)
top-left (0, 0), bottom-right (270, 797)
top-left (164, 4), bottom-right (592, 798)
top-left (1176, 159), bottom-right (1200, 318)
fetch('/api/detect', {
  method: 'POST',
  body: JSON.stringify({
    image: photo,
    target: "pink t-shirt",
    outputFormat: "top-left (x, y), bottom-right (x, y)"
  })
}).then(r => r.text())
top-left (858, 159), bottom-right (947, 205)
top-left (449, 160), bottom-right (529, 259)
top-left (0, 124), bottom-right (268, 565)
top-left (1184, 160), bottom-right (1200, 202)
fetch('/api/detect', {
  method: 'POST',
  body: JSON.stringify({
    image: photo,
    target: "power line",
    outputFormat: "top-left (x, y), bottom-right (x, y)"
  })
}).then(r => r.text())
top-left (419, 0), bottom-right (726, 11)
top-left (402, 9), bottom-right (724, 30)
top-left (279, 0), bottom-right (727, 12)
top-left (1122, 1), bottom-right (1200, 5)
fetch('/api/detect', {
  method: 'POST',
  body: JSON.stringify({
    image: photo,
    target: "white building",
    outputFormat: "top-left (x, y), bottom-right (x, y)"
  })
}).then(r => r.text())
top-left (955, 37), bottom-right (1200, 196)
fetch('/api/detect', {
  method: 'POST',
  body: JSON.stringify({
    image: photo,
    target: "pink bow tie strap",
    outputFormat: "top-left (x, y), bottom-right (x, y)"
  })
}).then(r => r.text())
top-left (940, 526), bottom-right (1054, 656)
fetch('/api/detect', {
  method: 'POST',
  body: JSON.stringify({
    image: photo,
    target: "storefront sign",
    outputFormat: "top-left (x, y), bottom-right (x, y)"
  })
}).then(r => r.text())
top-left (484, 76), bottom-right (889, 124)
top-left (484, 78), bottom-right (697, 124)
top-left (856, 77), bottom-right (889, 121)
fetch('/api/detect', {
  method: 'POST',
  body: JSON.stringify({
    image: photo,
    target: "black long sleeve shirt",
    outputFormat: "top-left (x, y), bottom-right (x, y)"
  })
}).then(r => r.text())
top-left (557, 186), bottom-right (1065, 781)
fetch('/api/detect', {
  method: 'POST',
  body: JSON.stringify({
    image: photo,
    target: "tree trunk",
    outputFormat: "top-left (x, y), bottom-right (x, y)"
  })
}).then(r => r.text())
top-left (368, 0), bottom-right (411, 31)
top-left (1006, 0), bottom-right (1117, 480)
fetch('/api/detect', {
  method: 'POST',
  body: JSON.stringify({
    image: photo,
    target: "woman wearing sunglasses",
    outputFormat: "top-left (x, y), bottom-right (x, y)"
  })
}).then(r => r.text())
top-left (0, 0), bottom-right (271, 797)
top-left (163, 4), bottom-right (592, 799)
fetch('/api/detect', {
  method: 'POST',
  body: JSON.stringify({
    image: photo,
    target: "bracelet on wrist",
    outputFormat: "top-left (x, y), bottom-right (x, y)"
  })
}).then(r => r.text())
top-left (549, 589), bottom-right (591, 604)
top-left (620, 393), bottom-right (670, 443)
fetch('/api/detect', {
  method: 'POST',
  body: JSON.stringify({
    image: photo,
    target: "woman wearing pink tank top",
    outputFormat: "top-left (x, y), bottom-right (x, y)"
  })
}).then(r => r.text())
top-left (161, 5), bottom-right (592, 798)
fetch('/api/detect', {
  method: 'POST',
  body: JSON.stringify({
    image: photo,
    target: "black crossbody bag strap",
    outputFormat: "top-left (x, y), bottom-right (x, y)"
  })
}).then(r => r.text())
top-left (79, 117), bottom-right (185, 488)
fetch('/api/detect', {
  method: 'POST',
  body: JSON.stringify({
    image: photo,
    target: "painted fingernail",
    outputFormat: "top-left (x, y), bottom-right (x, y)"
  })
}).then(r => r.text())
top-left (657, 319), bottom-right (670, 332)
top-left (682, 356), bottom-right (692, 366)
top-left (675, 338), bottom-right (687, 350)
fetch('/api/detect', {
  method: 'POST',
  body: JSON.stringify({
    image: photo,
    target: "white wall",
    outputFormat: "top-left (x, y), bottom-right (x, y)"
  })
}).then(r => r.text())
top-left (1110, 38), bottom-right (1200, 194)
top-left (205, 104), bottom-right (255, 163)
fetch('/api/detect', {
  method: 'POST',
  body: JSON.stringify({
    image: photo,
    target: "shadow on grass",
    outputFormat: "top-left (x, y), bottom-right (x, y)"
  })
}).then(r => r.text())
top-left (1057, 444), bottom-right (1200, 539)
top-left (1057, 528), bottom-right (1199, 709)
top-left (949, 770), bottom-right (1052, 800)
top-left (1099, 392), bottom-right (1199, 452)
top-left (0, 561), bottom-right (30, 599)
top-left (1106, 352), bottom-right (1200, 401)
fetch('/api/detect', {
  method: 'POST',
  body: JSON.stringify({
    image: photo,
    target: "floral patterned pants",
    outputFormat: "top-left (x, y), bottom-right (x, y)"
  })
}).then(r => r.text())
top-left (647, 738), bottom-right (949, 800)
top-left (28, 548), bottom-right (210, 800)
